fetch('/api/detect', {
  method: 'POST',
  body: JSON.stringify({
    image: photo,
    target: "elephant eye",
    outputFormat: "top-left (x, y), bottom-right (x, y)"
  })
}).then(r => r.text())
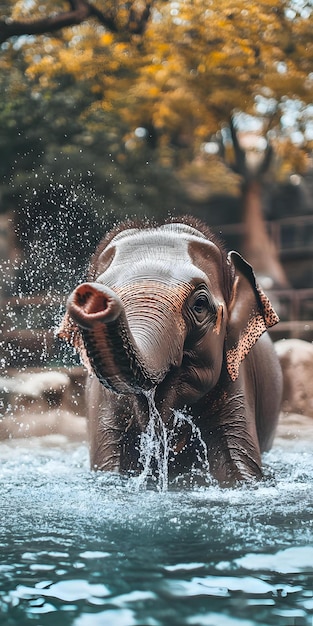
top-left (189, 287), bottom-right (217, 324)
top-left (188, 286), bottom-right (217, 325)
top-left (193, 295), bottom-right (209, 315)
top-left (191, 291), bottom-right (215, 323)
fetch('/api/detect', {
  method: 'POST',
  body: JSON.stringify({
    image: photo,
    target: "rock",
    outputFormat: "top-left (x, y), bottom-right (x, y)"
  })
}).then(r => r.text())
top-left (275, 338), bottom-right (313, 417)
top-left (13, 370), bottom-right (70, 397)
top-left (0, 369), bottom-right (87, 441)
top-left (0, 409), bottom-right (87, 441)
top-left (274, 412), bottom-right (313, 449)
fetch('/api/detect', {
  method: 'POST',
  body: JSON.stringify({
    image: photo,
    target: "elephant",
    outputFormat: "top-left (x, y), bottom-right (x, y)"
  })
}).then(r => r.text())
top-left (59, 217), bottom-right (282, 485)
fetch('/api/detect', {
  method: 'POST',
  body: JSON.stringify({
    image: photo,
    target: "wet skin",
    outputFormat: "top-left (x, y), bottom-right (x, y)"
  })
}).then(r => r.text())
top-left (60, 219), bottom-right (282, 485)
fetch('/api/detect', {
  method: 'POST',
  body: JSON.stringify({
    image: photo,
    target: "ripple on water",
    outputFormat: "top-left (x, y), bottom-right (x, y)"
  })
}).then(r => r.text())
top-left (234, 546), bottom-right (313, 574)
top-left (0, 438), bottom-right (313, 625)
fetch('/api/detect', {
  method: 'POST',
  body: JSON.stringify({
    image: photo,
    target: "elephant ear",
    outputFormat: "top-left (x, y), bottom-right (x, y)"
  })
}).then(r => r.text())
top-left (225, 251), bottom-right (279, 381)
top-left (57, 312), bottom-right (92, 374)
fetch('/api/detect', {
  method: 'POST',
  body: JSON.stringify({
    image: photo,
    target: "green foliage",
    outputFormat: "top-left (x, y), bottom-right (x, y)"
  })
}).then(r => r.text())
top-left (0, 0), bottom-right (313, 223)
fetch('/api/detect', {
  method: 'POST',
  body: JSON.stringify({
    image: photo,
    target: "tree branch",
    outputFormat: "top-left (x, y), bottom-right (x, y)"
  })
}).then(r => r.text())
top-left (229, 115), bottom-right (248, 178)
top-left (127, 1), bottom-right (151, 35)
top-left (0, 0), bottom-right (118, 45)
top-left (257, 142), bottom-right (273, 176)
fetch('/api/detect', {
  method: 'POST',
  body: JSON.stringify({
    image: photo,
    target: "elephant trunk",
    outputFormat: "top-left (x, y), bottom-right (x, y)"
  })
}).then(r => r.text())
top-left (66, 282), bottom-right (166, 394)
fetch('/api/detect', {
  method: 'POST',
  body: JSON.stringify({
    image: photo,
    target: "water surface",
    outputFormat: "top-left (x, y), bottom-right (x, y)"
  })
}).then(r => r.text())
top-left (0, 425), bottom-right (313, 626)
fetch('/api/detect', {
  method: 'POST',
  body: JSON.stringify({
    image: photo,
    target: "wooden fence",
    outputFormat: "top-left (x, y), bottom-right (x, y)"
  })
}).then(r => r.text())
top-left (1, 287), bottom-right (313, 369)
top-left (1, 214), bottom-right (313, 368)
top-left (217, 214), bottom-right (313, 257)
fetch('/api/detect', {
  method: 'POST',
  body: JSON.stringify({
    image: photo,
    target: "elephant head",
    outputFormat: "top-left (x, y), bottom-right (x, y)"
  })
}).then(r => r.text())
top-left (59, 218), bottom-right (278, 414)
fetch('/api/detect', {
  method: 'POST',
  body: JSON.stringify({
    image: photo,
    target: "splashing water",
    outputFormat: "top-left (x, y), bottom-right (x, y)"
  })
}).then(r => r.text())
top-left (170, 409), bottom-right (211, 481)
top-left (137, 388), bottom-right (170, 492)
top-left (136, 392), bottom-right (211, 492)
top-left (1, 179), bottom-right (313, 624)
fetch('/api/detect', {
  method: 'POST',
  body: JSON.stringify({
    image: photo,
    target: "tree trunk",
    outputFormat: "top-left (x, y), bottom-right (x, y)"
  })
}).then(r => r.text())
top-left (228, 116), bottom-right (289, 289)
top-left (242, 180), bottom-right (289, 288)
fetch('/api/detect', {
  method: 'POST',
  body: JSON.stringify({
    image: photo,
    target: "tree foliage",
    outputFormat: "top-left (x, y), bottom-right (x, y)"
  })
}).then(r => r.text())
top-left (1, 0), bottom-right (313, 218)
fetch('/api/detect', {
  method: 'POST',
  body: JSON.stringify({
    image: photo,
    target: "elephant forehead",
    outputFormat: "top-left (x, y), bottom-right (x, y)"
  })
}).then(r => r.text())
top-left (109, 224), bottom-right (217, 253)
top-left (110, 229), bottom-right (192, 262)
top-left (98, 258), bottom-right (208, 290)
top-left (100, 227), bottom-right (222, 288)
top-left (109, 222), bottom-right (208, 246)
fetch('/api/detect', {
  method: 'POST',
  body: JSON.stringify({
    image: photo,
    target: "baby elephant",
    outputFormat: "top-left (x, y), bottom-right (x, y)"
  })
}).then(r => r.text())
top-left (59, 217), bottom-right (282, 485)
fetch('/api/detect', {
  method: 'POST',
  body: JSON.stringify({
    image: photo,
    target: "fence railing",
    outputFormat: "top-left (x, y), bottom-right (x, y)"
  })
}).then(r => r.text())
top-left (216, 214), bottom-right (313, 258)
top-left (0, 293), bottom-right (71, 369)
top-left (1, 288), bottom-right (313, 368)
top-left (267, 287), bottom-right (313, 341)
top-left (2, 214), bottom-right (313, 367)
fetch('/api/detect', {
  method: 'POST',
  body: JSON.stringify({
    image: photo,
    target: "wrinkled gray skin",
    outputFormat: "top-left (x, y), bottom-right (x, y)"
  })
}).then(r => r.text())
top-left (61, 220), bottom-right (282, 485)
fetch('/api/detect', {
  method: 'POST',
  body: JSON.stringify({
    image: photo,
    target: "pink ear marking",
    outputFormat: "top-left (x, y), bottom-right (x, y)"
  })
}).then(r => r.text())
top-left (257, 286), bottom-right (280, 327)
top-left (226, 312), bottom-right (268, 381)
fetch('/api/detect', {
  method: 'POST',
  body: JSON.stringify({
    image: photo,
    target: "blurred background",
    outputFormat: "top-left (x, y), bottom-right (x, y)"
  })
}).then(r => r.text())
top-left (1, 0), bottom-right (313, 374)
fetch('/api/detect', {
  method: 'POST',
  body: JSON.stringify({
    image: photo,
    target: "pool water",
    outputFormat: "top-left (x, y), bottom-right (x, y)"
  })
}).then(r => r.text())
top-left (0, 431), bottom-right (313, 626)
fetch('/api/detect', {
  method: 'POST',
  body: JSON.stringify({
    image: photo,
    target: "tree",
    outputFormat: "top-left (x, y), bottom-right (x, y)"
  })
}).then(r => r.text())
top-left (0, 1), bottom-right (142, 42)
top-left (1, 1), bottom-right (313, 274)
top-left (1, 1), bottom-right (312, 160)
top-left (227, 117), bottom-right (290, 287)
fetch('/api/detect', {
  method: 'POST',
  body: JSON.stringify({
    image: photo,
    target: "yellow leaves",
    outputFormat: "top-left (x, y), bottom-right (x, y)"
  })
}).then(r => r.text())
top-left (273, 138), bottom-right (311, 180)
top-left (266, 71), bottom-right (312, 100)
top-left (101, 100), bottom-right (114, 112)
top-left (3, 0), bottom-right (313, 177)
top-left (114, 42), bottom-right (129, 55)
top-left (58, 47), bottom-right (94, 77)
top-left (177, 156), bottom-right (241, 200)
top-left (154, 102), bottom-right (172, 130)
top-left (91, 84), bottom-right (102, 94)
top-left (26, 54), bottom-right (61, 85)
top-left (194, 122), bottom-right (216, 142)
top-left (147, 85), bottom-right (160, 98)
top-left (141, 63), bottom-right (163, 77)
top-left (100, 33), bottom-right (114, 47)
top-left (215, 18), bottom-right (230, 30)
top-left (207, 89), bottom-right (241, 117)
top-left (11, 0), bottom-right (35, 20)
top-left (207, 51), bottom-right (229, 66)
